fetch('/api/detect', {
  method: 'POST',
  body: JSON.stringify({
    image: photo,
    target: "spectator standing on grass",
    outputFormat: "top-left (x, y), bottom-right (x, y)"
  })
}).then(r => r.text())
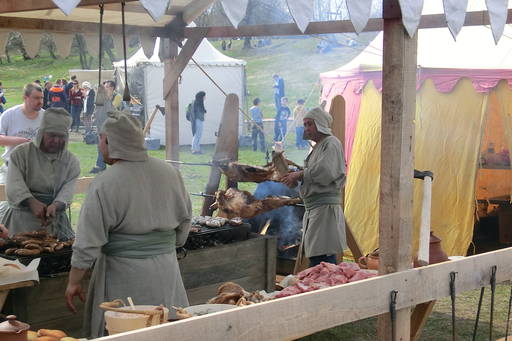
top-left (293, 99), bottom-right (308, 149)
top-left (64, 76), bottom-right (76, 111)
top-left (43, 81), bottom-right (52, 109)
top-left (190, 91), bottom-right (206, 154)
top-left (0, 83), bottom-right (44, 219)
top-left (272, 73), bottom-right (285, 113)
top-left (274, 97), bottom-right (291, 142)
top-left (69, 80), bottom-right (84, 132)
top-left (49, 79), bottom-right (67, 109)
top-left (82, 81), bottom-right (95, 133)
top-left (250, 98), bottom-right (265, 152)
top-left (0, 82), bottom-right (6, 114)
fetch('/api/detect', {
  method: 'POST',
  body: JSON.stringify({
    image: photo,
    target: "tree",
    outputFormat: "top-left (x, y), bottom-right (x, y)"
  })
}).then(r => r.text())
top-left (6, 32), bottom-right (31, 60)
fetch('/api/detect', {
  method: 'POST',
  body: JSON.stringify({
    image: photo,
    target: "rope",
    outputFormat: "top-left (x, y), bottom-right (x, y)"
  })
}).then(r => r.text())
top-left (121, 0), bottom-right (131, 102)
top-left (97, 1), bottom-right (105, 86)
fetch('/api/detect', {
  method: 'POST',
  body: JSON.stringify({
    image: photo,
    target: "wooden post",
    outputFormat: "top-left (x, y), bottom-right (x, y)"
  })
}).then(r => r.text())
top-left (329, 95), bottom-right (363, 261)
top-left (377, 0), bottom-right (418, 340)
top-left (201, 94), bottom-right (240, 216)
top-left (162, 38), bottom-right (180, 162)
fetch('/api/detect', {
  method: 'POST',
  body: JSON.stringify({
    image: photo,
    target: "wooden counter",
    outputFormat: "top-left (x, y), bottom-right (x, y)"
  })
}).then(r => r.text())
top-left (2, 234), bottom-right (276, 338)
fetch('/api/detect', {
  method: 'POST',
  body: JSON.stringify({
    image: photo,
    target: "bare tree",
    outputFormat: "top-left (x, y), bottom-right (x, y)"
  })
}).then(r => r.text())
top-left (6, 32), bottom-right (31, 60)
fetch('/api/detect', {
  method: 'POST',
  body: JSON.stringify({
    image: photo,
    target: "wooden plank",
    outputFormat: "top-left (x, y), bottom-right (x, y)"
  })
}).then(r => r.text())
top-left (162, 28), bottom-right (207, 100)
top-left (201, 94), bottom-right (239, 216)
top-left (0, 280), bottom-right (34, 291)
top-left (184, 10), bottom-right (512, 38)
top-left (0, 0), bottom-right (137, 13)
top-left (0, 16), bottom-right (165, 37)
top-left (410, 301), bottom-right (436, 341)
top-left (377, 1), bottom-right (418, 339)
top-left (97, 247), bottom-right (512, 341)
top-left (162, 38), bottom-right (180, 162)
top-left (182, 0), bottom-right (216, 25)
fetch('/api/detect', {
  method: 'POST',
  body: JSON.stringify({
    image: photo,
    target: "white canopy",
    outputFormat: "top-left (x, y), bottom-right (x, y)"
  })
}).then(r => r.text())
top-left (114, 37), bottom-right (246, 68)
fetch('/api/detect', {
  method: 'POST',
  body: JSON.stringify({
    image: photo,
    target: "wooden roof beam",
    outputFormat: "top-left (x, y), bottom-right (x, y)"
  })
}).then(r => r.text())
top-left (0, 0), bottom-right (138, 13)
top-left (184, 9), bottom-right (511, 38)
top-left (0, 16), bottom-right (170, 37)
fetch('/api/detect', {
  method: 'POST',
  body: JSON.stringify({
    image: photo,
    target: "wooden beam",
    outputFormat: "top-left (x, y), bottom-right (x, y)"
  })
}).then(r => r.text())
top-left (201, 94), bottom-right (240, 216)
top-left (0, 16), bottom-right (167, 37)
top-left (377, 0), bottom-right (417, 339)
top-left (184, 10), bottom-right (512, 38)
top-left (162, 27), bottom-right (207, 100)
top-left (0, 0), bottom-right (137, 13)
top-left (96, 247), bottom-right (512, 341)
top-left (162, 38), bottom-right (180, 162)
top-left (410, 301), bottom-right (436, 341)
top-left (182, 0), bottom-right (216, 24)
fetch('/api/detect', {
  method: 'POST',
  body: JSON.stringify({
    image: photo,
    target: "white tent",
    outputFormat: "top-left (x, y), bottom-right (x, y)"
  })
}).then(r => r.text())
top-left (114, 37), bottom-right (246, 146)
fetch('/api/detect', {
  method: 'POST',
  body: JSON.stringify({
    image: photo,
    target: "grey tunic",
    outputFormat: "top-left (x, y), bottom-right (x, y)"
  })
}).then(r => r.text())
top-left (299, 135), bottom-right (347, 258)
top-left (71, 156), bottom-right (192, 339)
top-left (3, 142), bottom-right (80, 239)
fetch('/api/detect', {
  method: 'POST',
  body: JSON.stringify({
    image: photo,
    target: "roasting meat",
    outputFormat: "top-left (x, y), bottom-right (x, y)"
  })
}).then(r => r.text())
top-left (217, 152), bottom-right (302, 183)
top-left (210, 188), bottom-right (302, 219)
top-left (0, 229), bottom-right (74, 256)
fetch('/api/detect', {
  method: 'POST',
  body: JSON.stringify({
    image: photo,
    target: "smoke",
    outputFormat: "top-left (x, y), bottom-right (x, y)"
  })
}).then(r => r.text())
top-left (249, 181), bottom-right (304, 253)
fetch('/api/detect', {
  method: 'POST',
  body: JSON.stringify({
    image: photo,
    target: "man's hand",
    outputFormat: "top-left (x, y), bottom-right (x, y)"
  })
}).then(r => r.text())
top-left (46, 201), bottom-right (65, 222)
top-left (65, 282), bottom-right (86, 313)
top-left (13, 136), bottom-right (30, 145)
top-left (0, 224), bottom-right (8, 239)
top-left (27, 198), bottom-right (48, 226)
top-left (280, 170), bottom-right (304, 188)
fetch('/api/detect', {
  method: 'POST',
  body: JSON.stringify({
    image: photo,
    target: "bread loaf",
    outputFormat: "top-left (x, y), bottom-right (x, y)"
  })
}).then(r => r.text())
top-left (37, 329), bottom-right (67, 338)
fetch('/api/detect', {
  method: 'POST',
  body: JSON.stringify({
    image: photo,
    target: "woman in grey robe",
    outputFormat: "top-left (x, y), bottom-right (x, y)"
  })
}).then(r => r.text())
top-left (280, 107), bottom-right (347, 267)
top-left (2, 107), bottom-right (80, 240)
top-left (65, 110), bottom-right (191, 339)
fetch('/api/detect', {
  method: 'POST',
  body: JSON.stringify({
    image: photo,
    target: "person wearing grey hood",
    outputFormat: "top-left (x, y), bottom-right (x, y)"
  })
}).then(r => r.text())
top-left (2, 107), bottom-right (80, 240)
top-left (65, 110), bottom-right (191, 338)
top-left (280, 106), bottom-right (347, 267)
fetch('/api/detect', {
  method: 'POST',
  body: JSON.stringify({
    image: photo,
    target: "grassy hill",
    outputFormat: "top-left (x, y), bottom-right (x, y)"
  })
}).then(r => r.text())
top-left (0, 33), bottom-right (378, 111)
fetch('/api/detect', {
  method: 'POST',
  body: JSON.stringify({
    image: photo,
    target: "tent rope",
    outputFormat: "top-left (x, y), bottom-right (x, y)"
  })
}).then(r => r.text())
top-left (97, 0), bottom-right (105, 86)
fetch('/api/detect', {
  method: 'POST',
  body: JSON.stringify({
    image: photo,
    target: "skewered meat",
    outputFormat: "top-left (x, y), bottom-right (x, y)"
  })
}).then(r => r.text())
top-left (210, 188), bottom-right (302, 219)
top-left (2, 232), bottom-right (74, 255)
top-left (217, 152), bottom-right (302, 183)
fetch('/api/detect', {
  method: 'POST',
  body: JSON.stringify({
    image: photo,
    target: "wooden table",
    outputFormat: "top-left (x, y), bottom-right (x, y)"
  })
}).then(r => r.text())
top-left (0, 280), bottom-right (35, 311)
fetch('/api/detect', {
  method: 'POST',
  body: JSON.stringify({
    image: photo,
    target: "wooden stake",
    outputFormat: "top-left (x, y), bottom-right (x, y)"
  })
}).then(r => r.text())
top-left (162, 38), bottom-right (180, 162)
top-left (377, 0), bottom-right (418, 339)
top-left (201, 94), bottom-right (239, 216)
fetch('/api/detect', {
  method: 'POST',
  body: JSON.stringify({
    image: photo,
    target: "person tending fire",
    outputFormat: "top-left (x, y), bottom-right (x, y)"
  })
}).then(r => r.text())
top-left (65, 110), bottom-right (192, 339)
top-left (2, 108), bottom-right (80, 240)
top-left (279, 106), bottom-right (347, 267)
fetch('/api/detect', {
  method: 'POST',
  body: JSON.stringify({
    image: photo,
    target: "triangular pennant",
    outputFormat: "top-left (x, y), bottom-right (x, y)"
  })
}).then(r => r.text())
top-left (286, 0), bottom-right (314, 33)
top-left (220, 0), bottom-right (249, 28)
top-left (443, 0), bottom-right (468, 40)
top-left (83, 34), bottom-right (99, 57)
top-left (20, 31), bottom-right (41, 58)
top-left (139, 0), bottom-right (170, 22)
top-left (398, 0), bottom-right (424, 38)
top-left (52, 0), bottom-right (81, 16)
top-left (347, 0), bottom-right (372, 34)
top-left (0, 30), bottom-right (9, 56)
top-left (52, 32), bottom-right (74, 57)
top-left (140, 36), bottom-right (157, 59)
top-left (486, 0), bottom-right (508, 44)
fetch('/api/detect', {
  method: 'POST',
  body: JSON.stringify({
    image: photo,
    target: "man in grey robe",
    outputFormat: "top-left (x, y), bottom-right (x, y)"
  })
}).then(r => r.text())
top-left (2, 107), bottom-right (79, 240)
top-left (65, 110), bottom-right (191, 339)
top-left (280, 107), bottom-right (347, 267)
